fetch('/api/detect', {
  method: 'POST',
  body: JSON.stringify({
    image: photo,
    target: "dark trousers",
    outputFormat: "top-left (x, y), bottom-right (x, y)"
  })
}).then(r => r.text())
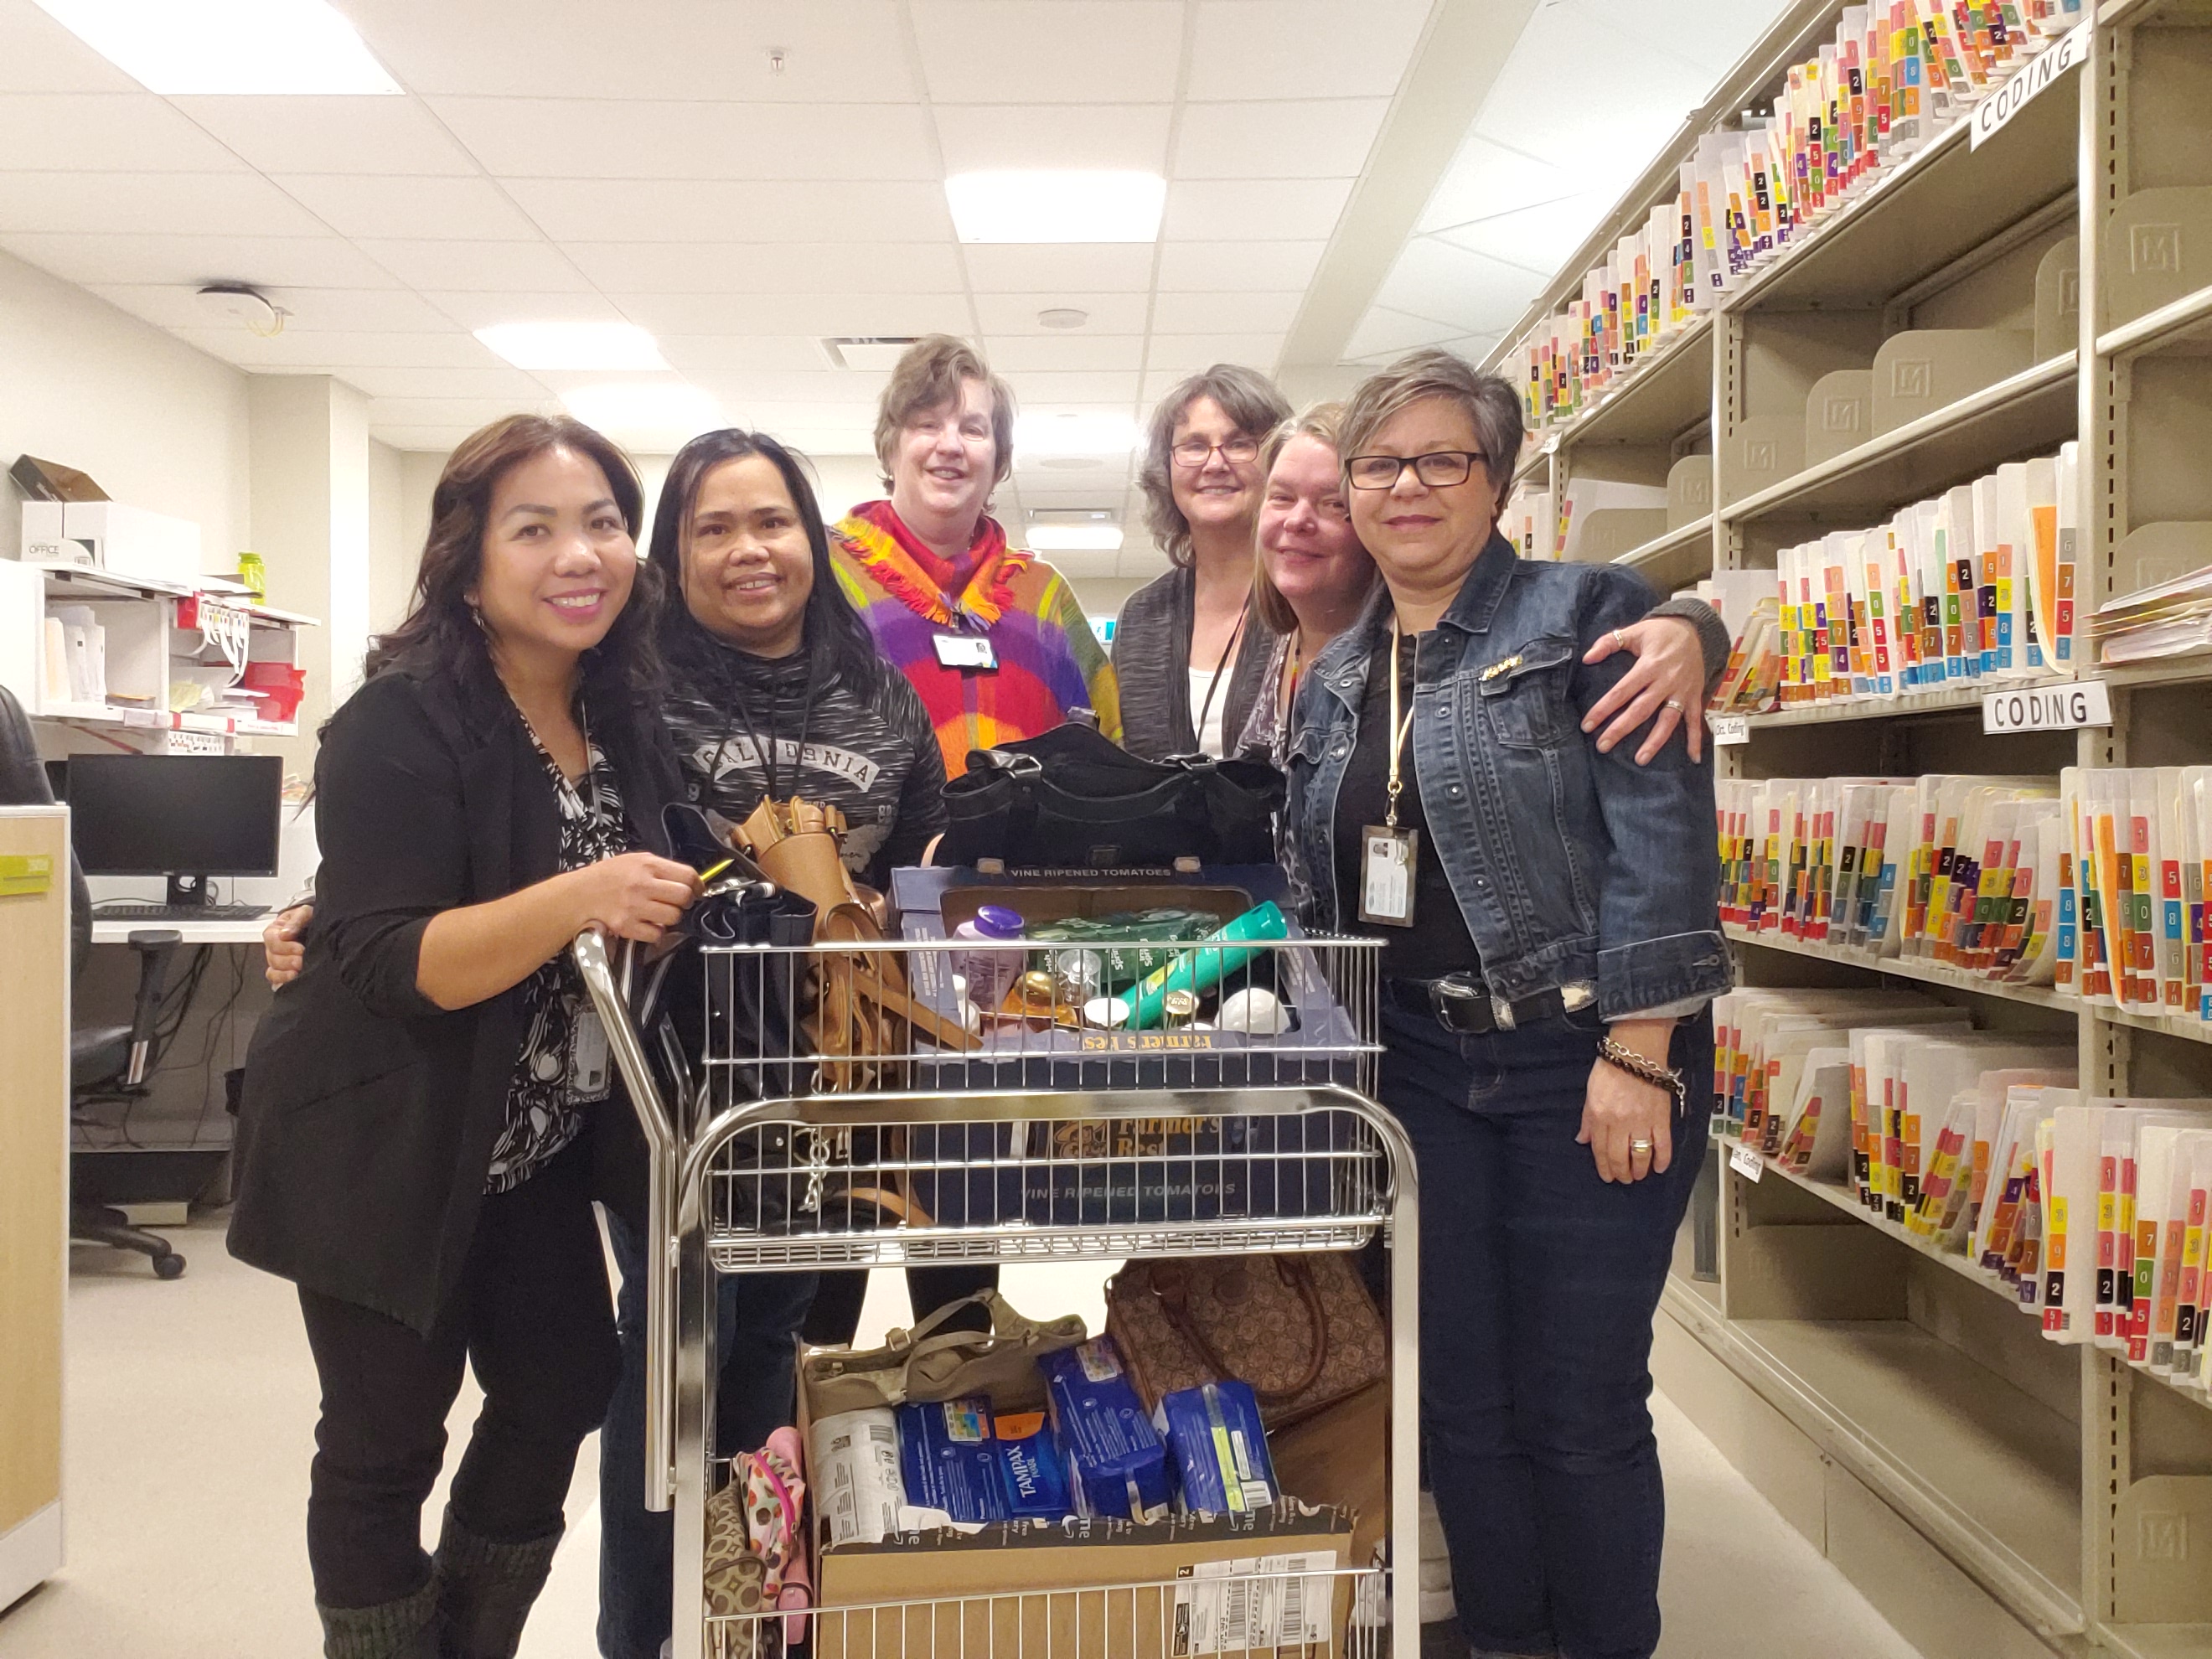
top-left (802, 1262), bottom-right (1001, 1346)
top-left (298, 1139), bottom-right (619, 1610)
top-left (1378, 1001), bottom-right (1711, 1659)
top-left (597, 1214), bottom-right (818, 1659)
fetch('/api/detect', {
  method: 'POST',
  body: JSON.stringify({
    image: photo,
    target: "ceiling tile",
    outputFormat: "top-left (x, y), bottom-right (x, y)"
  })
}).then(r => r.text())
top-left (350, 239), bottom-right (590, 292)
top-left (909, 1), bottom-right (1184, 103)
top-left (999, 370), bottom-right (1142, 405)
top-left (368, 423), bottom-right (490, 452)
top-left (169, 96), bottom-right (482, 176)
top-left (0, 95), bottom-right (248, 172)
top-left (1150, 291), bottom-right (1302, 334)
top-left (959, 244), bottom-right (1155, 296)
top-left (613, 291), bottom-right (974, 338)
top-left (0, 172), bottom-right (326, 237)
top-left (654, 335), bottom-right (850, 375)
top-left (1339, 306), bottom-right (1472, 364)
top-left (85, 283), bottom-right (456, 333)
top-left (1569, 0), bottom-right (1779, 79)
top-left (1141, 333), bottom-right (1286, 377)
top-left (345, 0), bottom-right (918, 102)
top-left (1372, 239), bottom-right (1543, 337)
top-left (164, 328), bottom-right (508, 370)
top-left (1415, 133), bottom-right (1576, 238)
top-left (0, 2), bottom-right (139, 90)
top-left (982, 334), bottom-right (1145, 373)
top-left (340, 364), bottom-right (553, 400)
top-left (427, 97), bottom-right (938, 182)
top-left (1186, 1), bottom-right (1430, 101)
top-left (369, 395), bottom-right (557, 429)
top-left (1162, 178), bottom-right (1352, 242)
top-left (972, 292), bottom-right (1149, 335)
top-left (273, 174), bottom-right (545, 241)
top-left (1036, 545), bottom-right (1122, 578)
top-left (0, 231), bottom-right (403, 289)
top-left (420, 291), bottom-right (631, 330)
top-left (504, 179), bottom-right (954, 244)
top-left (669, 369), bottom-right (884, 403)
top-left (1431, 195), bottom-right (1613, 282)
top-left (1172, 99), bottom-right (1390, 182)
top-left (568, 241), bottom-right (966, 295)
top-left (1154, 240), bottom-right (1325, 292)
top-left (931, 103), bottom-right (1171, 174)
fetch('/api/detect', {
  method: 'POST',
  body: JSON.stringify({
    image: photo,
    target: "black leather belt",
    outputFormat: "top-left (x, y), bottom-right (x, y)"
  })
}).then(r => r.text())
top-left (1382, 975), bottom-right (1571, 1035)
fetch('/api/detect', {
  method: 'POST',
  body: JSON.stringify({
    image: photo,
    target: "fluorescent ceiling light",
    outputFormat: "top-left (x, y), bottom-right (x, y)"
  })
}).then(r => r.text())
top-left (478, 322), bottom-right (666, 373)
top-left (1016, 411), bottom-right (1140, 457)
top-left (33, 0), bottom-right (401, 94)
top-left (561, 382), bottom-right (722, 442)
top-left (1026, 524), bottom-right (1124, 552)
top-left (946, 171), bottom-right (1165, 245)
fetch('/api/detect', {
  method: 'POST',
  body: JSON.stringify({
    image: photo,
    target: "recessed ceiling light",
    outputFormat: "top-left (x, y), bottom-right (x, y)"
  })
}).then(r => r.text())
top-left (561, 383), bottom-right (721, 442)
top-left (1016, 411), bottom-right (1140, 457)
top-left (477, 322), bottom-right (666, 373)
top-left (1026, 524), bottom-right (1124, 552)
top-left (1038, 308), bottom-right (1089, 331)
top-left (32, 0), bottom-right (401, 94)
top-left (946, 171), bottom-right (1166, 245)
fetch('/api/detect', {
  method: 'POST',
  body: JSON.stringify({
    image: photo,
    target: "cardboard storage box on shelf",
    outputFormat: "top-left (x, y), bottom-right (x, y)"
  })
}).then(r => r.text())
top-left (796, 1356), bottom-right (1358, 1659)
top-left (18, 500), bottom-right (202, 587)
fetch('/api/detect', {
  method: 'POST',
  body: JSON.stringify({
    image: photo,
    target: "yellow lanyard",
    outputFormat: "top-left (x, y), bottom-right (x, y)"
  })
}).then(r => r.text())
top-left (1384, 620), bottom-right (1416, 829)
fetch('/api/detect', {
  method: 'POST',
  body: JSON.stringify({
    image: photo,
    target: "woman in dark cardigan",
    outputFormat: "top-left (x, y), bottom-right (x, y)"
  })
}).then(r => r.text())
top-left (229, 414), bottom-right (699, 1659)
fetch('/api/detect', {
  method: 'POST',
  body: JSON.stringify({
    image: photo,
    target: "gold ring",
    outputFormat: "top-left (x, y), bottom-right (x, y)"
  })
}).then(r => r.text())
top-left (1629, 1139), bottom-right (1654, 1155)
top-left (1664, 698), bottom-right (1685, 712)
top-left (1612, 628), bottom-right (1628, 651)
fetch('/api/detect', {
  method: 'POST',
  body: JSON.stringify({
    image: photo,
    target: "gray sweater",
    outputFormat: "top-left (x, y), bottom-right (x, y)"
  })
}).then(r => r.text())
top-left (1111, 565), bottom-right (1279, 761)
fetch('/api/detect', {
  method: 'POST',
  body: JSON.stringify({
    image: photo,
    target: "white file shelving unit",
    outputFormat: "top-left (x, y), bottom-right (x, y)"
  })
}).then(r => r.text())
top-left (1487, 3), bottom-right (2212, 1655)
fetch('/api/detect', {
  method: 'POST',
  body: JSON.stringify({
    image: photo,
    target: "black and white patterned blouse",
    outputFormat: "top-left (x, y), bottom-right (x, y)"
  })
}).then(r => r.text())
top-left (483, 726), bottom-right (635, 1195)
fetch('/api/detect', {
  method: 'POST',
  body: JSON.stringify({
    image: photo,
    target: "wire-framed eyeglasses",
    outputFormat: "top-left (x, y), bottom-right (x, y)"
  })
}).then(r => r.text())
top-left (1170, 435), bottom-right (1261, 468)
top-left (1346, 450), bottom-right (1488, 490)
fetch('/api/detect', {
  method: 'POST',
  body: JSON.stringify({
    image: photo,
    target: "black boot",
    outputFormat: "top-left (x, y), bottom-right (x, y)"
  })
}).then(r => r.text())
top-left (430, 1507), bottom-right (565, 1659)
top-left (318, 1578), bottom-right (440, 1659)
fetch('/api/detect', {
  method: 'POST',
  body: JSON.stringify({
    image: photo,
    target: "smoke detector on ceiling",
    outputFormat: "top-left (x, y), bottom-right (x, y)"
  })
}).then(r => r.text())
top-left (196, 283), bottom-right (285, 338)
top-left (1036, 308), bottom-right (1088, 330)
top-left (819, 336), bottom-right (923, 370)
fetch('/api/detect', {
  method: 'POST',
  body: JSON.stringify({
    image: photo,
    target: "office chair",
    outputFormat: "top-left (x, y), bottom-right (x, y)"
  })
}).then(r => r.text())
top-left (0, 685), bottom-right (189, 1279)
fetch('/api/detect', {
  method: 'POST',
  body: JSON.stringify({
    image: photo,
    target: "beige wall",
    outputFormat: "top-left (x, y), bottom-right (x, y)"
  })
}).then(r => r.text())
top-left (0, 247), bottom-right (250, 569)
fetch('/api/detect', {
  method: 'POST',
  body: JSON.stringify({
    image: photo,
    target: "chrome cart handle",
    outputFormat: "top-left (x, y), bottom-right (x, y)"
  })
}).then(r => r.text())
top-left (572, 926), bottom-right (679, 1512)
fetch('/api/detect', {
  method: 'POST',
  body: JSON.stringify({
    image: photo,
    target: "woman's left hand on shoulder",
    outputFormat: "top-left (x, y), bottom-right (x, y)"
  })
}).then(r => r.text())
top-left (1579, 618), bottom-right (1707, 765)
top-left (1578, 1020), bottom-right (1676, 1184)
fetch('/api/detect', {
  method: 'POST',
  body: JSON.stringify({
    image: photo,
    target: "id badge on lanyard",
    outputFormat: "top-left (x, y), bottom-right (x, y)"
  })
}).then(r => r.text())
top-left (1358, 623), bottom-right (1420, 928)
top-left (934, 632), bottom-right (996, 670)
top-left (568, 1003), bottom-right (612, 1101)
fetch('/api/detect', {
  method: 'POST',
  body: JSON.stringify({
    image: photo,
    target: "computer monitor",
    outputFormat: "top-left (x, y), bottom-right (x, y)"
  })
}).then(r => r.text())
top-left (58, 753), bottom-right (284, 907)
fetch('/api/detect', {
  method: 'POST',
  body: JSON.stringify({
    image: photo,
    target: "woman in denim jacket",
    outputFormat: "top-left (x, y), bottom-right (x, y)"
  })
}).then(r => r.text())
top-left (1287, 350), bottom-right (1730, 1659)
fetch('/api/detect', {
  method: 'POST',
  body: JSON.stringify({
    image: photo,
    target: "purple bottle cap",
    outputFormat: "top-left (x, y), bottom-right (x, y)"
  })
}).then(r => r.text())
top-left (972, 904), bottom-right (1025, 938)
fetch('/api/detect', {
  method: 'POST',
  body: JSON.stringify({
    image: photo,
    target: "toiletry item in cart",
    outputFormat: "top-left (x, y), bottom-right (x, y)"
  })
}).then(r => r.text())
top-left (991, 1411), bottom-right (1074, 1522)
top-left (1041, 1336), bottom-right (1171, 1522)
top-left (1217, 985), bottom-right (1291, 1036)
top-left (1082, 902), bottom-right (1289, 1031)
top-left (809, 1408), bottom-right (906, 1545)
top-left (1155, 1379), bottom-right (1277, 1517)
top-left (954, 905), bottom-right (1026, 1011)
top-left (948, 973), bottom-right (984, 1036)
top-left (897, 1397), bottom-right (1009, 1524)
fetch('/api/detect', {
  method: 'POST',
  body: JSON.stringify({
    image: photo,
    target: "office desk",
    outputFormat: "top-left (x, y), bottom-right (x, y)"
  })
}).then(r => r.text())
top-left (90, 917), bottom-right (268, 948)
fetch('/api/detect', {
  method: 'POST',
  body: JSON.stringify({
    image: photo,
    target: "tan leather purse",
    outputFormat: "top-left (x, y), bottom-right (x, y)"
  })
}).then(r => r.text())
top-left (1103, 1253), bottom-right (1388, 1429)
top-left (802, 1289), bottom-right (1088, 1416)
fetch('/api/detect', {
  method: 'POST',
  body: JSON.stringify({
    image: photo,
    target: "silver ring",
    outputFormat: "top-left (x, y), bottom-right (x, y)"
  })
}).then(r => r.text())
top-left (1611, 628), bottom-right (1628, 651)
top-left (1664, 698), bottom-right (1685, 712)
top-left (1629, 1139), bottom-right (1654, 1155)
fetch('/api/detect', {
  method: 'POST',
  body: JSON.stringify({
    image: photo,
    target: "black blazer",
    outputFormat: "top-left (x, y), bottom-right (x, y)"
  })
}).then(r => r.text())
top-left (227, 658), bottom-right (683, 1334)
top-left (1112, 565), bottom-right (1278, 762)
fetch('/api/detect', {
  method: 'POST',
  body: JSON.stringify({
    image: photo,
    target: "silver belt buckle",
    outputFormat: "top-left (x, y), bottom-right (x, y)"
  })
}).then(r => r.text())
top-left (1489, 995), bottom-right (1517, 1032)
top-left (1560, 981), bottom-right (1596, 1012)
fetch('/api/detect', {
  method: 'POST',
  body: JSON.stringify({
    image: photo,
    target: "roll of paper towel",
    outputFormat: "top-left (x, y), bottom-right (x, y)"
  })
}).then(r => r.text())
top-left (809, 1407), bottom-right (905, 1545)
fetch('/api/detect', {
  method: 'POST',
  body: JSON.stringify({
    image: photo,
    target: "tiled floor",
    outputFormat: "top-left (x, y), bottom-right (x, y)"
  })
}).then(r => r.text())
top-left (0, 1217), bottom-right (1921, 1659)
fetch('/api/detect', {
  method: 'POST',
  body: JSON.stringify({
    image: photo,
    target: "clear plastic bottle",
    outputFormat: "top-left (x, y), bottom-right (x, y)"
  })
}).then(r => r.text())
top-left (952, 904), bottom-right (1026, 1014)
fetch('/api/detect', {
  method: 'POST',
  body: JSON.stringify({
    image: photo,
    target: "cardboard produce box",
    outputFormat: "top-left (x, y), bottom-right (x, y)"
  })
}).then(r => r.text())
top-left (793, 1350), bottom-right (1361, 1659)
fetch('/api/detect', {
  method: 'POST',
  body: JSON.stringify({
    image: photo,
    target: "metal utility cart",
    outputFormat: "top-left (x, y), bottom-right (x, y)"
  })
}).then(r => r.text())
top-left (577, 922), bottom-right (1418, 1659)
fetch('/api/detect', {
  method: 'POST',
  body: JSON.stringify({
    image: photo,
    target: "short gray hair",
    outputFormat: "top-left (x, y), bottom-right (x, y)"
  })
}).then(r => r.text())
top-left (1138, 364), bottom-right (1292, 569)
top-left (1339, 349), bottom-right (1522, 502)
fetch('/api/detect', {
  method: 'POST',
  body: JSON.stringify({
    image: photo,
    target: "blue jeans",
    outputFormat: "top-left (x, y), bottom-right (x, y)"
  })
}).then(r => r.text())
top-left (1379, 1000), bottom-right (1711, 1659)
top-left (597, 1212), bottom-right (816, 1659)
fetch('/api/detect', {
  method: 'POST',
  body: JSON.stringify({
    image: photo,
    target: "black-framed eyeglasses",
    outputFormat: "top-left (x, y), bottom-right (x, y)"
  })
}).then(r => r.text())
top-left (1170, 436), bottom-right (1260, 468)
top-left (1346, 450), bottom-right (1488, 490)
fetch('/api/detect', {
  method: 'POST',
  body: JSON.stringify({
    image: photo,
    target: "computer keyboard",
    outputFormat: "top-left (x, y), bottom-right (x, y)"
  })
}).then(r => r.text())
top-left (97, 902), bottom-right (270, 922)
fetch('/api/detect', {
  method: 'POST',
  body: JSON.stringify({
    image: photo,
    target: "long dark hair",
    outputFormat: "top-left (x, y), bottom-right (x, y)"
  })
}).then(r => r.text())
top-left (366, 414), bottom-right (662, 712)
top-left (649, 428), bottom-right (891, 702)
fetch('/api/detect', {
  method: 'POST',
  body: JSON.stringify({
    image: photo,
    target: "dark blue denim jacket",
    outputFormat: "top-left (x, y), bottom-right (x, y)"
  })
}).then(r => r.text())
top-left (1286, 533), bottom-right (1730, 1021)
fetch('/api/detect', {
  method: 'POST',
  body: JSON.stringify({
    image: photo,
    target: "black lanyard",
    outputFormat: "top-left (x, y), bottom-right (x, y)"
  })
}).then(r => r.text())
top-left (1191, 592), bottom-right (1250, 752)
top-left (710, 649), bottom-right (822, 807)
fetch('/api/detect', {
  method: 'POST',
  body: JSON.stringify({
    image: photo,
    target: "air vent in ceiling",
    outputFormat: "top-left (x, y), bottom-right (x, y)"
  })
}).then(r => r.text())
top-left (819, 336), bottom-right (923, 370)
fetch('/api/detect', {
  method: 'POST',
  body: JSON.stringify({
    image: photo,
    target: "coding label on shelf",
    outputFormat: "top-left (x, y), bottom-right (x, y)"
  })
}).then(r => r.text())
top-left (1982, 680), bottom-right (2111, 734)
top-left (1729, 1143), bottom-right (1763, 1183)
top-left (1710, 714), bottom-right (1750, 746)
top-left (1972, 20), bottom-right (2093, 150)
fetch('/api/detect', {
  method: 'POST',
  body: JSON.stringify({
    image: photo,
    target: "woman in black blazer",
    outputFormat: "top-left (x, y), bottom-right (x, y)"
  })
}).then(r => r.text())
top-left (229, 414), bottom-right (699, 1659)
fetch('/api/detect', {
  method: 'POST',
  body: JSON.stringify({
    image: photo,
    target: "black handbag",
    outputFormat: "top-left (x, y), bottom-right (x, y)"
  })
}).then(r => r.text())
top-left (938, 722), bottom-right (1284, 871)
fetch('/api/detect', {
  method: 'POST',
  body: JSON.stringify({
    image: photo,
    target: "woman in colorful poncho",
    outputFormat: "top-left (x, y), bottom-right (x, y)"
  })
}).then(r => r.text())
top-left (829, 333), bottom-right (1119, 777)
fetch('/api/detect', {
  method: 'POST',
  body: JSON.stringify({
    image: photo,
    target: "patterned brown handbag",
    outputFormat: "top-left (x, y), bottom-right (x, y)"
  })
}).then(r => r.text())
top-left (1103, 1253), bottom-right (1386, 1429)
